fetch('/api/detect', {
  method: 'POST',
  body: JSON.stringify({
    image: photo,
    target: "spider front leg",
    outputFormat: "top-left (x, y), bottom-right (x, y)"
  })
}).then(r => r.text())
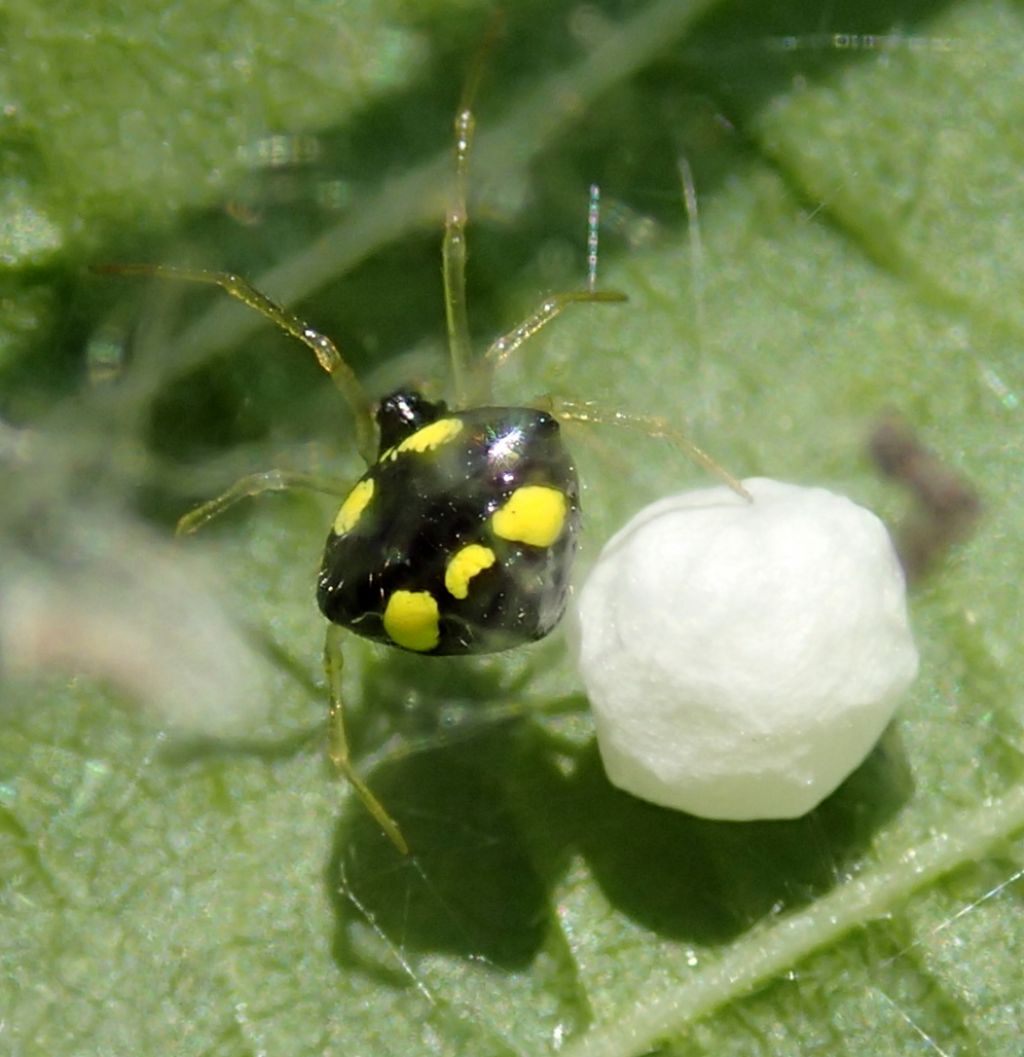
top-left (324, 623), bottom-right (409, 855)
top-left (440, 19), bottom-right (624, 406)
top-left (543, 396), bottom-right (751, 500)
top-left (483, 289), bottom-right (627, 373)
top-left (176, 470), bottom-right (351, 536)
top-left (92, 262), bottom-right (378, 464)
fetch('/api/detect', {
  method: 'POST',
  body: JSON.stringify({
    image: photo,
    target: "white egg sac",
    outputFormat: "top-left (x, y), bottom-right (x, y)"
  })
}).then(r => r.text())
top-left (575, 478), bottom-right (919, 819)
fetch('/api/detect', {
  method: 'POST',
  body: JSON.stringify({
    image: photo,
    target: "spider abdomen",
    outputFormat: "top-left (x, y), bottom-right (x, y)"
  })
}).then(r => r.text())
top-left (317, 393), bottom-right (579, 655)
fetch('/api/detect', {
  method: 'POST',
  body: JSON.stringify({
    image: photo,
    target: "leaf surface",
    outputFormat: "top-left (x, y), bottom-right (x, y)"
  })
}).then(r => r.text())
top-left (3, 2), bottom-right (1023, 1056)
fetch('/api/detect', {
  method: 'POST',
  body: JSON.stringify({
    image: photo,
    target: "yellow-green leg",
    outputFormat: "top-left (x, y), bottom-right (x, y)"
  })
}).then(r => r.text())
top-left (441, 16), bottom-right (504, 407)
top-left (176, 469), bottom-right (350, 536)
top-left (92, 262), bottom-right (378, 464)
top-left (440, 17), bottom-right (625, 407)
top-left (483, 289), bottom-right (627, 374)
top-left (324, 623), bottom-right (409, 855)
top-left (544, 396), bottom-right (752, 501)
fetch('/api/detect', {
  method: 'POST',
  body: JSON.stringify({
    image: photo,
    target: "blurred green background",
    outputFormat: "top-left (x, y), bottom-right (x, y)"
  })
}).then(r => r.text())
top-left (3, 1), bottom-right (1023, 1055)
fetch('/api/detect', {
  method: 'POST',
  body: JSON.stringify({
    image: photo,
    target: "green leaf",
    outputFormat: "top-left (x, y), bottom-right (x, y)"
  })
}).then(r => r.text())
top-left (0, 0), bottom-right (425, 261)
top-left (3, 1), bottom-right (1024, 1056)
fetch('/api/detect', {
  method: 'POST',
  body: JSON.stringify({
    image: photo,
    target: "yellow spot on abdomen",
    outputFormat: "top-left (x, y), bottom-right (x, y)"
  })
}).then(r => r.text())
top-left (392, 417), bottom-right (463, 458)
top-left (445, 544), bottom-right (497, 599)
top-left (383, 590), bottom-right (440, 652)
top-left (491, 485), bottom-right (568, 548)
top-left (333, 478), bottom-right (375, 535)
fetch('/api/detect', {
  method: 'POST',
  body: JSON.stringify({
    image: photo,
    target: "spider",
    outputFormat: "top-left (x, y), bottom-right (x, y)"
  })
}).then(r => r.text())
top-left (98, 54), bottom-right (746, 854)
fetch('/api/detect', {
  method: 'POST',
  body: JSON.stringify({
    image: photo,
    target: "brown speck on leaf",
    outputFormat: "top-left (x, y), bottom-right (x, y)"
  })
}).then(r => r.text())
top-left (869, 413), bottom-right (981, 583)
